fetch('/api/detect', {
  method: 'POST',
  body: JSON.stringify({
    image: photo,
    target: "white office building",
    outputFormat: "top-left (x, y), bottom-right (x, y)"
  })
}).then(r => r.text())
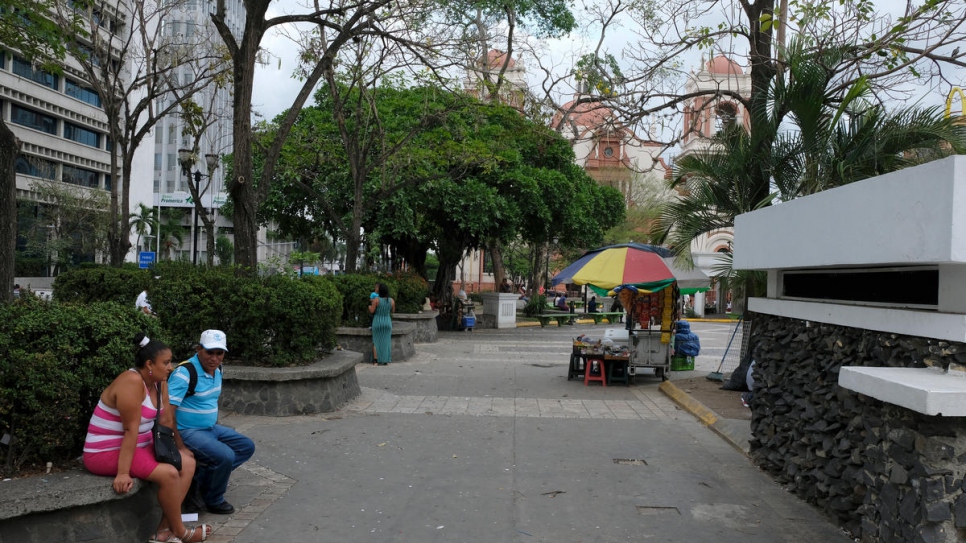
top-left (129, 0), bottom-right (246, 265)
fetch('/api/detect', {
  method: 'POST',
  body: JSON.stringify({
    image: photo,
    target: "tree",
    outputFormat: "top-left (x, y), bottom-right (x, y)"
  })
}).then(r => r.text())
top-left (179, 93), bottom-right (232, 267)
top-left (0, 0), bottom-right (84, 301)
top-left (210, 0), bottom-right (446, 272)
top-left (129, 202), bottom-right (158, 253)
top-left (366, 95), bottom-right (625, 306)
top-left (262, 86), bottom-right (624, 305)
top-left (157, 209), bottom-right (187, 261)
top-left (53, 0), bottom-right (230, 267)
top-left (23, 181), bottom-right (112, 275)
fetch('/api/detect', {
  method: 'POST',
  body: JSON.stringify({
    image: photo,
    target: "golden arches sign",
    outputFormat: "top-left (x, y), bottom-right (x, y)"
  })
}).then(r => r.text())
top-left (946, 87), bottom-right (965, 118)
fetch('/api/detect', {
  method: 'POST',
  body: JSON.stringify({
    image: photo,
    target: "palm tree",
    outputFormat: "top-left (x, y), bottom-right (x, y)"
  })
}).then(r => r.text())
top-left (655, 41), bottom-right (966, 305)
top-left (157, 209), bottom-right (187, 261)
top-left (129, 203), bottom-right (158, 253)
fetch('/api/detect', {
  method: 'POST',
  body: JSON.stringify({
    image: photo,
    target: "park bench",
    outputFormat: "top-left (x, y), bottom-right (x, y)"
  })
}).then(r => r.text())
top-left (535, 313), bottom-right (579, 327)
top-left (587, 312), bottom-right (625, 325)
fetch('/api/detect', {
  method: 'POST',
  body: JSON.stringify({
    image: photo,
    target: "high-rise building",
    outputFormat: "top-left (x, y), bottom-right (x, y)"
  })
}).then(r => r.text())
top-left (3, 0), bottom-right (127, 279)
top-left (130, 0), bottom-right (246, 264)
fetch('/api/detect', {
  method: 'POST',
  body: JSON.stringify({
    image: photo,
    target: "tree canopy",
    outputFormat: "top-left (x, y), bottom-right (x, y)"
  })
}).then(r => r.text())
top-left (260, 85), bottom-right (625, 298)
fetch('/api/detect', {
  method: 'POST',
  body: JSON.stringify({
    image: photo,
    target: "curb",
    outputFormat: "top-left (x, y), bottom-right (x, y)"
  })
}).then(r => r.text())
top-left (659, 380), bottom-right (751, 456)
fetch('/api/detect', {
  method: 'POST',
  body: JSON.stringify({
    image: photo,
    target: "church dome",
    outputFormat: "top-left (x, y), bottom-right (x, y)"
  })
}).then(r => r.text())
top-left (483, 49), bottom-right (515, 69)
top-left (706, 55), bottom-right (743, 75)
top-left (554, 99), bottom-right (614, 129)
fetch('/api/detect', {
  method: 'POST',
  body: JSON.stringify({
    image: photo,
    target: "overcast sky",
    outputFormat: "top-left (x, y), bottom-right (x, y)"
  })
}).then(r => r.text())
top-left (250, 1), bottom-right (966, 124)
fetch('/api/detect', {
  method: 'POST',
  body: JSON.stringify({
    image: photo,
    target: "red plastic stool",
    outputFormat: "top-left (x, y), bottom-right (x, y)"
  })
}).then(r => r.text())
top-left (584, 355), bottom-right (606, 387)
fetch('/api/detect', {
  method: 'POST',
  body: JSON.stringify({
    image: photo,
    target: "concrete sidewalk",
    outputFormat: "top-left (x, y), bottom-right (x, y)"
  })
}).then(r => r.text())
top-left (196, 324), bottom-right (849, 543)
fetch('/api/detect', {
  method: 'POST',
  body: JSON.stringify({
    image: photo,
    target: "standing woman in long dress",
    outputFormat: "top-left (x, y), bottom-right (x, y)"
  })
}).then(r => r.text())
top-left (369, 283), bottom-right (395, 365)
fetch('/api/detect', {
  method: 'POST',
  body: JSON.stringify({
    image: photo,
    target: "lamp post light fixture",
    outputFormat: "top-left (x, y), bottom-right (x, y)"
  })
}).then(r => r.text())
top-left (177, 148), bottom-right (220, 265)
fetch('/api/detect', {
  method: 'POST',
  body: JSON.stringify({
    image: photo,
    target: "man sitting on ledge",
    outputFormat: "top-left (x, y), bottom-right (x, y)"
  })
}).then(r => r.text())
top-left (170, 330), bottom-right (255, 515)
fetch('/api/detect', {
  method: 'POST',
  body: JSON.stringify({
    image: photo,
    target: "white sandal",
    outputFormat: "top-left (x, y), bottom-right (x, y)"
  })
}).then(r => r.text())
top-left (182, 524), bottom-right (212, 542)
top-left (148, 531), bottom-right (182, 543)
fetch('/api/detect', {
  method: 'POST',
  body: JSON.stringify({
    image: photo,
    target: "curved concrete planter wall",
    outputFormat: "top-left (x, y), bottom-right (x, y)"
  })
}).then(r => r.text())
top-left (0, 472), bottom-right (158, 543)
top-left (221, 350), bottom-right (362, 416)
top-left (336, 322), bottom-right (417, 362)
top-left (393, 311), bottom-right (439, 343)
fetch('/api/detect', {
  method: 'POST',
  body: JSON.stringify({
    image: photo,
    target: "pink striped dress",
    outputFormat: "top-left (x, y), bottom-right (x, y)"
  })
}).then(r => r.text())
top-left (83, 371), bottom-right (158, 453)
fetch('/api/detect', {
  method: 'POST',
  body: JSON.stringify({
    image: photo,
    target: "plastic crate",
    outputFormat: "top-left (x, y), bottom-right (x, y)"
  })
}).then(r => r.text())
top-left (670, 355), bottom-right (695, 371)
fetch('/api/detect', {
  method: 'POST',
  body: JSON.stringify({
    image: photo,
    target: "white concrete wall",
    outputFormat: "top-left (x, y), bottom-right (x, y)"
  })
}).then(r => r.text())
top-left (735, 156), bottom-right (966, 270)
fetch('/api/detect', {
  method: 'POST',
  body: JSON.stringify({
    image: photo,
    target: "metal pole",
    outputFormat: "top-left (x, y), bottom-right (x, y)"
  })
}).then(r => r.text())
top-left (192, 205), bottom-right (198, 265)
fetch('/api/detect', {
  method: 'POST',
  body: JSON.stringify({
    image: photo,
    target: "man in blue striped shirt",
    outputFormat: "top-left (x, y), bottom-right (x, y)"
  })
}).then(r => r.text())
top-left (170, 330), bottom-right (255, 515)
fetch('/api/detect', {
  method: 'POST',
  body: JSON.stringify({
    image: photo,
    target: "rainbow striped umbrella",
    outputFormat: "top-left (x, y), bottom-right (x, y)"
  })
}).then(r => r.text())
top-left (551, 243), bottom-right (710, 294)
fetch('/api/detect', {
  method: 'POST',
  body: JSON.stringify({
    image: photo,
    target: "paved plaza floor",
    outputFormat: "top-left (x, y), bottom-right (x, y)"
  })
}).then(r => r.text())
top-left (195, 322), bottom-right (851, 543)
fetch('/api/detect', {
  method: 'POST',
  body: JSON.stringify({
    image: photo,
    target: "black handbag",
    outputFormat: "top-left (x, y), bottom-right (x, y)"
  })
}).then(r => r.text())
top-left (152, 383), bottom-right (182, 471)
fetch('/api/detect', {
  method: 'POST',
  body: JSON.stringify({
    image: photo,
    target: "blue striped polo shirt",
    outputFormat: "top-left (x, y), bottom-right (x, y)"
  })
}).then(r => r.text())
top-left (168, 354), bottom-right (221, 430)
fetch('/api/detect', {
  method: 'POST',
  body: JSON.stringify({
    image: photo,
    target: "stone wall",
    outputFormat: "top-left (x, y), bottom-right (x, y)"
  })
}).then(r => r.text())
top-left (393, 312), bottom-right (439, 343)
top-left (750, 313), bottom-right (966, 543)
top-left (221, 350), bottom-right (362, 416)
top-left (0, 471), bottom-right (158, 543)
top-left (335, 322), bottom-right (416, 362)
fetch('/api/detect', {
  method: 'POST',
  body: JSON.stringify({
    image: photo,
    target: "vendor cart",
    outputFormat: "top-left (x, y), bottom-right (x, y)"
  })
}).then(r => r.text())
top-left (617, 283), bottom-right (679, 382)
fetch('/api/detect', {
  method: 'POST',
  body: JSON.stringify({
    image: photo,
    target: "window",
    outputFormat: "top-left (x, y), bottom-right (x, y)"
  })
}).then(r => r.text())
top-left (104, 175), bottom-right (111, 191)
top-left (715, 103), bottom-right (738, 134)
top-left (11, 104), bottom-right (57, 134)
top-left (12, 57), bottom-right (58, 90)
top-left (15, 155), bottom-right (57, 179)
top-left (64, 122), bottom-right (100, 148)
top-left (0, 50), bottom-right (6, 70)
top-left (603, 146), bottom-right (614, 158)
top-left (75, 44), bottom-right (100, 67)
top-left (62, 165), bottom-right (99, 188)
top-left (65, 80), bottom-right (101, 107)
top-left (782, 267), bottom-right (939, 307)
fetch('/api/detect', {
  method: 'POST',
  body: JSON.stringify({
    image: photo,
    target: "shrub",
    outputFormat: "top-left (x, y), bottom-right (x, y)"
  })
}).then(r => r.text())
top-left (390, 271), bottom-right (429, 313)
top-left (0, 295), bottom-right (163, 476)
top-left (523, 294), bottom-right (547, 317)
top-left (327, 273), bottom-right (384, 327)
top-left (53, 266), bottom-right (153, 305)
top-left (149, 262), bottom-right (341, 366)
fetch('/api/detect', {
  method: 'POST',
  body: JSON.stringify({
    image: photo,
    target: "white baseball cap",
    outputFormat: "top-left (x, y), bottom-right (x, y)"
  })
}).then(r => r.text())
top-left (199, 329), bottom-right (228, 352)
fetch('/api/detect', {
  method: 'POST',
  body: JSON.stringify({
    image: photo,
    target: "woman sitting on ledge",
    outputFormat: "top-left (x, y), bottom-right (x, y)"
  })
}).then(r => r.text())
top-left (82, 333), bottom-right (211, 543)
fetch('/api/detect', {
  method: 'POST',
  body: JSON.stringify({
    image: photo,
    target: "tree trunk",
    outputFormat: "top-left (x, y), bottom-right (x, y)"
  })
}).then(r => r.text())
top-left (343, 183), bottom-right (365, 273)
top-left (110, 150), bottom-right (133, 266)
top-left (488, 237), bottom-right (505, 289)
top-left (743, 0), bottom-right (778, 204)
top-left (527, 244), bottom-right (544, 299)
top-left (227, 21), bottom-right (260, 272)
top-left (0, 120), bottom-right (19, 303)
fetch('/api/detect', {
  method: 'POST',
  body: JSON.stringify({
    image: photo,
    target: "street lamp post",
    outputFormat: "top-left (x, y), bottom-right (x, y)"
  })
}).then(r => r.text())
top-left (177, 149), bottom-right (220, 265)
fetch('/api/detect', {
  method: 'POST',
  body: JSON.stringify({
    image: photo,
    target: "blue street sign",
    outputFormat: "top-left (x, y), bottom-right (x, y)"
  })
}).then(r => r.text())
top-left (139, 251), bottom-right (156, 269)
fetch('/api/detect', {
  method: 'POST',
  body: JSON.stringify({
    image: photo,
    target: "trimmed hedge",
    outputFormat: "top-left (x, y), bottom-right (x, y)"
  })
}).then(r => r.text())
top-left (391, 271), bottom-right (429, 314)
top-left (0, 295), bottom-right (163, 476)
top-left (327, 272), bottom-right (430, 327)
top-left (52, 266), bottom-right (152, 305)
top-left (147, 263), bottom-right (342, 366)
top-left (53, 263), bottom-right (343, 367)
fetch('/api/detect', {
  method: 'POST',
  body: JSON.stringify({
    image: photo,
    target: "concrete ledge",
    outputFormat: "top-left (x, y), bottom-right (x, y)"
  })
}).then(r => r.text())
top-left (336, 322), bottom-right (417, 362)
top-left (0, 469), bottom-right (159, 542)
top-left (839, 366), bottom-right (966, 416)
top-left (749, 297), bottom-right (966, 343)
top-left (659, 380), bottom-right (751, 456)
top-left (221, 350), bottom-right (362, 416)
top-left (393, 312), bottom-right (439, 343)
